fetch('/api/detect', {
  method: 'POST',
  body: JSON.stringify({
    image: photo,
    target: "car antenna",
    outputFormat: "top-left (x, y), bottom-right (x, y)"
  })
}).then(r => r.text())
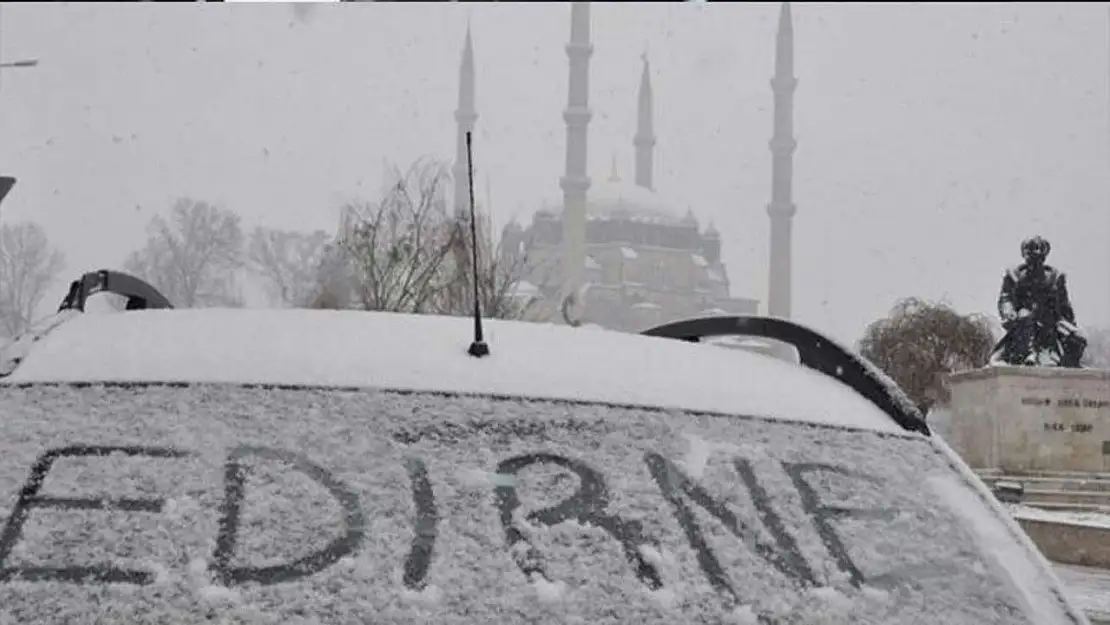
top-left (465, 130), bottom-right (490, 358)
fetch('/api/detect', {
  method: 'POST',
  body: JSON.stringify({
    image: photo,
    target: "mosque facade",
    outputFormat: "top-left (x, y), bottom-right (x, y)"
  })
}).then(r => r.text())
top-left (448, 2), bottom-right (797, 333)
top-left (500, 161), bottom-right (757, 331)
top-left (319, 2), bottom-right (798, 335)
top-left (368, 1), bottom-right (794, 337)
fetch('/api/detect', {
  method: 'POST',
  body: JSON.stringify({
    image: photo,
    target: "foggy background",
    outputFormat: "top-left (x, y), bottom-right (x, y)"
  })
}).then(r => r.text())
top-left (0, 1), bottom-right (1106, 344)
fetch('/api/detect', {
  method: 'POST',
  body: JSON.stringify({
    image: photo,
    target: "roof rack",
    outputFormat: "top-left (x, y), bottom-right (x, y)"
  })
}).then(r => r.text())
top-left (641, 315), bottom-right (929, 435)
top-left (0, 270), bottom-right (173, 379)
top-left (0, 176), bottom-right (15, 206)
top-left (58, 270), bottom-right (173, 313)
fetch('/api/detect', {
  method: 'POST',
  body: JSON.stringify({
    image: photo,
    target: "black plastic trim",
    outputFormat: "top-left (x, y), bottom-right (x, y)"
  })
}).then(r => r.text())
top-left (641, 315), bottom-right (930, 436)
top-left (0, 176), bottom-right (15, 207)
top-left (58, 270), bottom-right (173, 312)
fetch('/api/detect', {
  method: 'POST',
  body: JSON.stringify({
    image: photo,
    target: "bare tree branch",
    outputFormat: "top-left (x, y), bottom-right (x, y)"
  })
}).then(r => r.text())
top-left (858, 297), bottom-right (996, 415)
top-left (248, 227), bottom-right (331, 307)
top-left (333, 158), bottom-right (458, 313)
top-left (440, 209), bottom-right (544, 321)
top-left (0, 221), bottom-right (66, 337)
top-left (309, 157), bottom-right (540, 321)
top-left (123, 198), bottom-right (245, 308)
top-left (1083, 326), bottom-right (1110, 369)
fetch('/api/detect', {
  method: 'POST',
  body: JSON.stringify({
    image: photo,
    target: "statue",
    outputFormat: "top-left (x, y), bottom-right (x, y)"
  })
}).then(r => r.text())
top-left (990, 236), bottom-right (1086, 367)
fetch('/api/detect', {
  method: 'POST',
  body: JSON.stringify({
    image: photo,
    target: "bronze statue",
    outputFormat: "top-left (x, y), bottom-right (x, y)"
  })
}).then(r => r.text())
top-left (990, 236), bottom-right (1086, 367)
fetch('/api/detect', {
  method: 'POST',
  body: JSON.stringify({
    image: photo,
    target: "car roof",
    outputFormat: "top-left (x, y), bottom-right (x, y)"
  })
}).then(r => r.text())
top-left (2, 308), bottom-right (906, 434)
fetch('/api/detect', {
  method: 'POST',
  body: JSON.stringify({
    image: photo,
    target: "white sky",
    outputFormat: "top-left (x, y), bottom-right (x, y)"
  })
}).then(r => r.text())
top-left (0, 2), bottom-right (1107, 344)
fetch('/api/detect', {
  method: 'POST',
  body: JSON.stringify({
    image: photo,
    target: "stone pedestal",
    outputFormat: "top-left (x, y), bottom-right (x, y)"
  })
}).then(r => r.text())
top-left (946, 366), bottom-right (1110, 472)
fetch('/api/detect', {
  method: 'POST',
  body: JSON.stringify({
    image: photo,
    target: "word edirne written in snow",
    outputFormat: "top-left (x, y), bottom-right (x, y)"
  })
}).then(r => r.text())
top-left (0, 443), bottom-right (927, 608)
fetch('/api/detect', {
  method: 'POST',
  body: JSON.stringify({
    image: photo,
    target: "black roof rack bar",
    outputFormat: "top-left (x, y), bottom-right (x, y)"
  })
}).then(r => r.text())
top-left (58, 270), bottom-right (173, 313)
top-left (2, 271), bottom-right (172, 379)
top-left (641, 315), bottom-right (929, 436)
top-left (0, 176), bottom-right (16, 207)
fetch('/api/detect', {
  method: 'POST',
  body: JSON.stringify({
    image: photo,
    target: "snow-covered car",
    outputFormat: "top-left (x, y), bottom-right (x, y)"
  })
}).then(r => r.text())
top-left (0, 270), bottom-right (1091, 624)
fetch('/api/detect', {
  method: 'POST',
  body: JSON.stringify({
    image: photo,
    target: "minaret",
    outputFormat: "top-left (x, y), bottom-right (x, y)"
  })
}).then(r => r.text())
top-left (767, 2), bottom-right (797, 319)
top-left (560, 2), bottom-right (592, 302)
top-left (453, 25), bottom-right (477, 218)
top-left (634, 53), bottom-right (655, 191)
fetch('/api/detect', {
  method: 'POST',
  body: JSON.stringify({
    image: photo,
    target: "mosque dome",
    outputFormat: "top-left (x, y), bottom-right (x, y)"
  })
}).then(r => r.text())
top-left (541, 159), bottom-right (689, 226)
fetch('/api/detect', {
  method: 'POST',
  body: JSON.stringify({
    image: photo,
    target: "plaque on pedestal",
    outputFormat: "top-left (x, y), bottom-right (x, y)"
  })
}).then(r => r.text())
top-left (946, 366), bottom-right (1110, 472)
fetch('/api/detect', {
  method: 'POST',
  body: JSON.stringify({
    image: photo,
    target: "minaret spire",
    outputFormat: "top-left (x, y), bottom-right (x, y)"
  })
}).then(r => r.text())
top-left (453, 24), bottom-right (477, 218)
top-left (767, 2), bottom-right (797, 319)
top-left (560, 2), bottom-right (593, 306)
top-left (634, 51), bottom-right (655, 191)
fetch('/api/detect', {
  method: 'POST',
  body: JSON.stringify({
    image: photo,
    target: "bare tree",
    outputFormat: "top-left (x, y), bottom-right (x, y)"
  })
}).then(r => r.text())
top-left (248, 227), bottom-right (331, 307)
top-left (0, 221), bottom-right (66, 337)
top-left (858, 297), bottom-right (996, 415)
top-left (308, 240), bottom-right (355, 310)
top-left (1083, 325), bottom-right (1110, 369)
top-left (440, 209), bottom-right (542, 320)
top-left (123, 198), bottom-right (245, 308)
top-left (335, 159), bottom-right (460, 313)
top-left (313, 158), bottom-right (539, 319)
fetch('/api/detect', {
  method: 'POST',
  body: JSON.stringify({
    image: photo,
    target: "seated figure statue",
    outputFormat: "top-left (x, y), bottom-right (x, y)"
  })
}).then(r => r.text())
top-left (989, 236), bottom-right (1086, 367)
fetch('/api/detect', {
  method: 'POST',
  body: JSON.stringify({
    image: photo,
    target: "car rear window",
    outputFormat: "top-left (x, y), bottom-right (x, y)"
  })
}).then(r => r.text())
top-left (0, 384), bottom-right (1078, 624)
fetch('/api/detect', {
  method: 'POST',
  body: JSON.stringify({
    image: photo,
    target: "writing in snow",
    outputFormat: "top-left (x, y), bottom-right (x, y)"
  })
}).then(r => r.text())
top-left (1, 443), bottom-right (921, 604)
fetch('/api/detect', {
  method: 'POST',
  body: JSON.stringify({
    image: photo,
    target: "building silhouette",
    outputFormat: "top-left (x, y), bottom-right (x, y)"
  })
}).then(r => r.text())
top-left (322, 2), bottom-right (799, 330)
top-left (477, 2), bottom-right (796, 331)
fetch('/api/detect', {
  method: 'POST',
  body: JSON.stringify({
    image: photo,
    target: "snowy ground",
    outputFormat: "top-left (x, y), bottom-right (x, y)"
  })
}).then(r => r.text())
top-left (1007, 504), bottom-right (1110, 622)
top-left (936, 415), bottom-right (1110, 621)
top-left (1009, 504), bottom-right (1110, 530)
top-left (1053, 564), bottom-right (1110, 624)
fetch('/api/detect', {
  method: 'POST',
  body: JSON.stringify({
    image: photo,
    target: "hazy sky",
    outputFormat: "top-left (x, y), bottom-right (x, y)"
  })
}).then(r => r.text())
top-left (1, 1), bottom-right (1107, 344)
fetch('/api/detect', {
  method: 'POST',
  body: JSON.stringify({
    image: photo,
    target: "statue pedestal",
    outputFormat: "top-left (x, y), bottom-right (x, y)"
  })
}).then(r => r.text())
top-left (946, 366), bottom-right (1110, 472)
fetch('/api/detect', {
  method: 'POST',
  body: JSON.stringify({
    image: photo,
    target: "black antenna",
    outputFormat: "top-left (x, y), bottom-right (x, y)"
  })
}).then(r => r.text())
top-left (465, 131), bottom-right (490, 358)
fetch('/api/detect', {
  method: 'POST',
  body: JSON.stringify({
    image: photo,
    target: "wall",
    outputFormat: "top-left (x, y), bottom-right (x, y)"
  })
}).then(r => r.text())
top-left (1018, 518), bottom-right (1110, 569)
top-left (947, 366), bottom-right (1110, 472)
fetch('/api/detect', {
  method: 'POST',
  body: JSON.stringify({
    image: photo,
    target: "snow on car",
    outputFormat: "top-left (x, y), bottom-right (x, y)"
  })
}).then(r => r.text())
top-left (0, 272), bottom-right (1091, 624)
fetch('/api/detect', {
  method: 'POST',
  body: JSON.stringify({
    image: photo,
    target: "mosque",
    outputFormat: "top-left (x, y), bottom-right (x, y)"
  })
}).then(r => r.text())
top-left (446, 2), bottom-right (798, 333)
top-left (446, 3), bottom-right (798, 332)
